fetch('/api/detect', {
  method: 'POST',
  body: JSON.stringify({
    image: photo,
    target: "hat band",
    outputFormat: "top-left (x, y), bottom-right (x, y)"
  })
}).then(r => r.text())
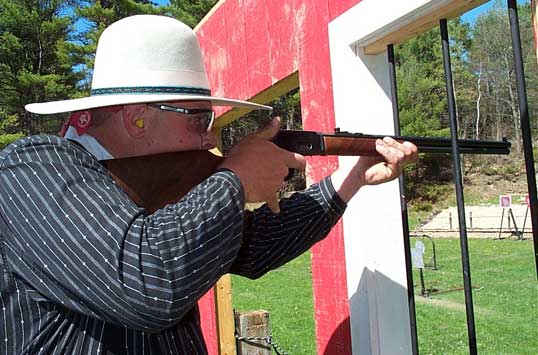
top-left (91, 86), bottom-right (211, 96)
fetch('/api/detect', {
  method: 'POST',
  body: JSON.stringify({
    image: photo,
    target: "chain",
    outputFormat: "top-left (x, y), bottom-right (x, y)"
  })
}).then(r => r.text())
top-left (235, 333), bottom-right (289, 355)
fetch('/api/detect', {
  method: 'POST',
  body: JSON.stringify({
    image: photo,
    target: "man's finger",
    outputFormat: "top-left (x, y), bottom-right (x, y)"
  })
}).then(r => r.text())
top-left (253, 116), bottom-right (281, 141)
top-left (284, 152), bottom-right (307, 171)
top-left (403, 141), bottom-right (419, 162)
top-left (376, 140), bottom-right (402, 166)
top-left (266, 197), bottom-right (280, 214)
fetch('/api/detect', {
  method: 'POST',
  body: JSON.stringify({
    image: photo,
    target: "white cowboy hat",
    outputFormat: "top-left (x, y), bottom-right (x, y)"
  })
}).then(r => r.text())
top-left (25, 15), bottom-right (272, 114)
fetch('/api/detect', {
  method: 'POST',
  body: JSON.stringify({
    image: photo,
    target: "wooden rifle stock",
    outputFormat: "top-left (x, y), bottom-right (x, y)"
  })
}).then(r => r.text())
top-left (105, 129), bottom-right (511, 212)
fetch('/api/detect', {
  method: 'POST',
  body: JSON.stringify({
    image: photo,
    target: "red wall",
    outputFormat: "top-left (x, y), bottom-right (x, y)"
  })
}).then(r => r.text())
top-left (196, 1), bottom-right (361, 353)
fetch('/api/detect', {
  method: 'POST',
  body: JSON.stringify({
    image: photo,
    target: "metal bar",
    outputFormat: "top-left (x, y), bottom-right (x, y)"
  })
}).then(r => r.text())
top-left (388, 44), bottom-right (419, 355)
top-left (498, 208), bottom-right (506, 239)
top-left (507, 0), bottom-right (538, 277)
top-left (509, 208), bottom-right (520, 236)
top-left (419, 268), bottom-right (426, 296)
top-left (418, 146), bottom-right (510, 154)
top-left (522, 207), bottom-right (529, 237)
top-left (440, 19), bottom-right (477, 355)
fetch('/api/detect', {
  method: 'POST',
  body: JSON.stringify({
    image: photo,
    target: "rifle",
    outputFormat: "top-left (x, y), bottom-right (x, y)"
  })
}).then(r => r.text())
top-left (273, 128), bottom-right (511, 156)
top-left (105, 129), bottom-right (511, 213)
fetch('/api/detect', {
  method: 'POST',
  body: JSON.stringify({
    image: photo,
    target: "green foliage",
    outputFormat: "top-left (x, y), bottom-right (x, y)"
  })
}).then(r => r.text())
top-left (482, 161), bottom-right (521, 177)
top-left (0, 0), bottom-right (85, 134)
top-left (407, 181), bottom-right (453, 212)
top-left (0, 109), bottom-right (20, 133)
top-left (469, 1), bottom-right (537, 150)
top-left (0, 133), bottom-right (25, 149)
top-left (168, 0), bottom-right (217, 28)
top-left (396, 19), bottom-right (474, 139)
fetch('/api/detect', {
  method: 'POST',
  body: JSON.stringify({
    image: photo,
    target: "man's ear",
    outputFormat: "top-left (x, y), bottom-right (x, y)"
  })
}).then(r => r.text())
top-left (122, 104), bottom-right (148, 139)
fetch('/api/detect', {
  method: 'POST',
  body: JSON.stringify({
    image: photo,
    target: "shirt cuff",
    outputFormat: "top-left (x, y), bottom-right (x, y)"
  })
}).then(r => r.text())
top-left (319, 175), bottom-right (347, 217)
top-left (213, 168), bottom-right (246, 207)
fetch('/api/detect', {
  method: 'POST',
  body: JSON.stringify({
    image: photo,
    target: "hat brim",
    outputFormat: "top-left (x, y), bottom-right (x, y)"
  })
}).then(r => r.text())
top-left (25, 94), bottom-right (272, 115)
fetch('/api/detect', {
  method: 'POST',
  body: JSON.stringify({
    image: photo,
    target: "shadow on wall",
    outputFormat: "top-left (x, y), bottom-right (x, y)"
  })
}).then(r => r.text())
top-left (326, 267), bottom-right (411, 355)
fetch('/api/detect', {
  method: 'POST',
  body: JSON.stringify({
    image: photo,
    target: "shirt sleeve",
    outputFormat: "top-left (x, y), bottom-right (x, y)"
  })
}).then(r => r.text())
top-left (0, 136), bottom-right (245, 332)
top-left (229, 176), bottom-right (347, 279)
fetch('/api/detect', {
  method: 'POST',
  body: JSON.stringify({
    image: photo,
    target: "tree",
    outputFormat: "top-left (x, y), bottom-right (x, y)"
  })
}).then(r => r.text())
top-left (395, 19), bottom-right (472, 139)
top-left (0, 0), bottom-right (85, 140)
top-left (469, 0), bottom-right (537, 152)
top-left (168, 0), bottom-right (217, 28)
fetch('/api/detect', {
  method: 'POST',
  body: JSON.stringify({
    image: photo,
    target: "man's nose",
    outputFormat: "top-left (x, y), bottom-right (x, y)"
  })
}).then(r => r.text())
top-left (201, 131), bottom-right (218, 150)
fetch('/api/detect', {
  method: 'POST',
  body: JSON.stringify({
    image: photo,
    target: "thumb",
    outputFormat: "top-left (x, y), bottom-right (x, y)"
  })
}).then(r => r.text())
top-left (253, 116), bottom-right (281, 140)
top-left (266, 196), bottom-right (281, 214)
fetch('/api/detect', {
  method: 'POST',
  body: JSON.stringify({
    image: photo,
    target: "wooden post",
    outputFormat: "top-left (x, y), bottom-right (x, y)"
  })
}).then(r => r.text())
top-left (215, 275), bottom-right (236, 355)
top-left (234, 310), bottom-right (271, 355)
top-left (211, 133), bottom-right (237, 355)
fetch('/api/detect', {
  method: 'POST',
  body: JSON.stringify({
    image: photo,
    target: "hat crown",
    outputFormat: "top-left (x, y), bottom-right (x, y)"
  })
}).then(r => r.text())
top-left (25, 15), bottom-right (272, 114)
top-left (92, 15), bottom-right (209, 91)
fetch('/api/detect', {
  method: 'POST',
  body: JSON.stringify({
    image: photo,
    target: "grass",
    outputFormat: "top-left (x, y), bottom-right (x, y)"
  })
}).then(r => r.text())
top-left (231, 252), bottom-right (316, 354)
top-left (231, 239), bottom-right (537, 354)
top-left (413, 238), bottom-right (537, 355)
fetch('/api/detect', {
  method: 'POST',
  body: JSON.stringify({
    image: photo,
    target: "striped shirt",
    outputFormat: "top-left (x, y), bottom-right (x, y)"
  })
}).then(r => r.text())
top-left (0, 135), bottom-right (346, 354)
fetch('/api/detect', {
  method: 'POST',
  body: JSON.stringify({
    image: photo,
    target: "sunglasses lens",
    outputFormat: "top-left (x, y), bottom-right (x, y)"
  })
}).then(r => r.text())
top-left (153, 104), bottom-right (214, 132)
top-left (186, 112), bottom-right (213, 133)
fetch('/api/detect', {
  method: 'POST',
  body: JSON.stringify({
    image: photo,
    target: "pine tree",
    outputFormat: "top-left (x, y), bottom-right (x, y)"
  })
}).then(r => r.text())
top-left (0, 0), bottom-right (85, 139)
top-left (168, 0), bottom-right (217, 28)
top-left (469, 1), bottom-right (537, 151)
top-left (396, 19), bottom-right (473, 139)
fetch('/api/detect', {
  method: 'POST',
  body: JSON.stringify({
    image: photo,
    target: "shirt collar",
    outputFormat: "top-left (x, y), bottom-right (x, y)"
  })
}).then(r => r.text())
top-left (65, 126), bottom-right (114, 161)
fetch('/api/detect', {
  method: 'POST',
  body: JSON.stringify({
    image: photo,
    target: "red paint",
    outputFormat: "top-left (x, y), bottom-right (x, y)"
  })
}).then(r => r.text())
top-left (196, 11), bottom-right (229, 118)
top-left (198, 290), bottom-right (218, 355)
top-left (265, 0), bottom-right (297, 82)
top-left (224, 0), bottom-right (249, 104)
top-left (243, 0), bottom-right (272, 97)
top-left (196, 1), bottom-right (362, 353)
top-left (329, 0), bottom-right (364, 21)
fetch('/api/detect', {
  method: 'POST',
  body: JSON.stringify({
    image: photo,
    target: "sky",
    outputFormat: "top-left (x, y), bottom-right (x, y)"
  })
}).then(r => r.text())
top-left (462, 1), bottom-right (495, 23)
top-left (460, 0), bottom-right (529, 24)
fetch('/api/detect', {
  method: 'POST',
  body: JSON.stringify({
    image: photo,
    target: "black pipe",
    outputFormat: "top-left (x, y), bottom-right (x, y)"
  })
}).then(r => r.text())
top-left (388, 44), bottom-right (419, 355)
top-left (507, 0), bottom-right (538, 278)
top-left (440, 19), bottom-right (477, 355)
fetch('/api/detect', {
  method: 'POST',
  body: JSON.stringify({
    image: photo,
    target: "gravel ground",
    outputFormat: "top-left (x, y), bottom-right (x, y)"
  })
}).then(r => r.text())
top-left (416, 204), bottom-right (532, 238)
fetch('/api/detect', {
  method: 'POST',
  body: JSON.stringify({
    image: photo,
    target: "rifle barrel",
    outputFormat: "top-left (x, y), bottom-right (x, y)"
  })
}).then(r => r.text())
top-left (272, 130), bottom-right (511, 156)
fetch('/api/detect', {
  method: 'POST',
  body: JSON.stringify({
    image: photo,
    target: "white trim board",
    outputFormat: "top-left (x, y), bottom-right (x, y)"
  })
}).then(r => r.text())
top-left (328, 1), bottom-right (487, 354)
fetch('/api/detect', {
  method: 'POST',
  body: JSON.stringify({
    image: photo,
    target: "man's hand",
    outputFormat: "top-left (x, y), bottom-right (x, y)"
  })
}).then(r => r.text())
top-left (332, 137), bottom-right (418, 203)
top-left (218, 117), bottom-right (306, 213)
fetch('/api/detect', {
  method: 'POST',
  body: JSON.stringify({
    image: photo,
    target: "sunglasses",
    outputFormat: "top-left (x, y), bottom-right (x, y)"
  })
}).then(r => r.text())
top-left (149, 103), bottom-right (215, 132)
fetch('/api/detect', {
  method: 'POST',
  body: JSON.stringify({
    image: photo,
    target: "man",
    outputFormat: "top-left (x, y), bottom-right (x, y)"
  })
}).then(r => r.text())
top-left (0, 15), bottom-right (417, 354)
